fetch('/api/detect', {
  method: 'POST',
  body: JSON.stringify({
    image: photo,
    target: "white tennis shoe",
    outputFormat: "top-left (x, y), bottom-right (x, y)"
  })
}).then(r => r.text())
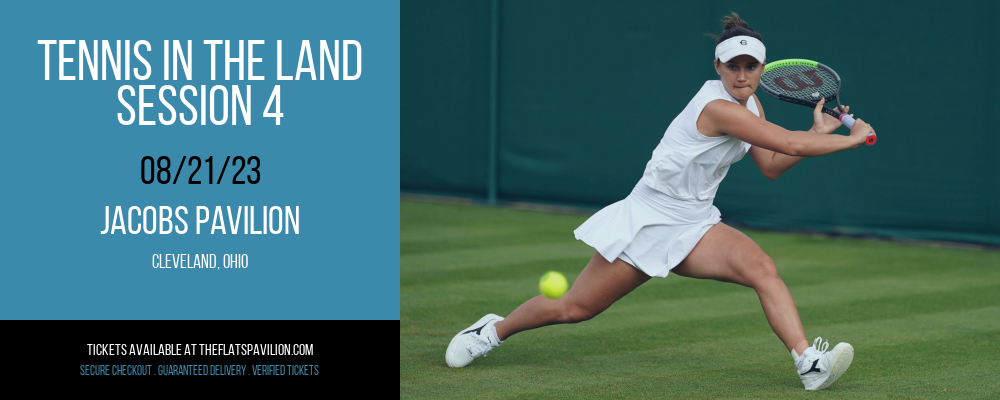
top-left (794, 337), bottom-right (854, 390)
top-left (446, 313), bottom-right (504, 368)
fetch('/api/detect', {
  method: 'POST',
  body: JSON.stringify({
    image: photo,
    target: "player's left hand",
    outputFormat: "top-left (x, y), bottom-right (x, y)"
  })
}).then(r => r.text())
top-left (810, 98), bottom-right (850, 135)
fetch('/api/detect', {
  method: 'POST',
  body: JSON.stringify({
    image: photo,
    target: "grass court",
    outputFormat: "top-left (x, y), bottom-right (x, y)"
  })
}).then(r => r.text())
top-left (401, 200), bottom-right (1000, 399)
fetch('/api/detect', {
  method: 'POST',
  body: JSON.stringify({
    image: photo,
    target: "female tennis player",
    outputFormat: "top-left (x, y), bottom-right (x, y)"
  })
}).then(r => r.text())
top-left (445, 13), bottom-right (875, 391)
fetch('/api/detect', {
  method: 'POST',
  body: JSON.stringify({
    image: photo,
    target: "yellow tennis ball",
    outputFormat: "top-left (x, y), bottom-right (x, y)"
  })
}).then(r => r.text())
top-left (539, 271), bottom-right (568, 299)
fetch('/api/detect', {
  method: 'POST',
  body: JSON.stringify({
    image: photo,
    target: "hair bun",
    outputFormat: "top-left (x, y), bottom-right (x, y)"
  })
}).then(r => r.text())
top-left (708, 11), bottom-right (763, 46)
top-left (721, 13), bottom-right (748, 31)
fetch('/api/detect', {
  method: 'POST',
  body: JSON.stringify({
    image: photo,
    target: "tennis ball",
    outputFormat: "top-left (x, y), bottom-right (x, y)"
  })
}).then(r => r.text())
top-left (539, 271), bottom-right (568, 299)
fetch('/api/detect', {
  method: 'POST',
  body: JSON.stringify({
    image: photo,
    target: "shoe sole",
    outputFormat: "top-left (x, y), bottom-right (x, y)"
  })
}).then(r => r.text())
top-left (812, 344), bottom-right (854, 390)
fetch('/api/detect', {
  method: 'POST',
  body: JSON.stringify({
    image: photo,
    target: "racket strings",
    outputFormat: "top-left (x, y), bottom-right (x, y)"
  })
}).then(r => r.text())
top-left (762, 65), bottom-right (839, 100)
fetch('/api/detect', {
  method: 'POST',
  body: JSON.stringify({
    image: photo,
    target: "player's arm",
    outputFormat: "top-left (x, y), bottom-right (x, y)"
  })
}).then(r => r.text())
top-left (700, 98), bottom-right (868, 158)
top-left (747, 94), bottom-right (807, 180)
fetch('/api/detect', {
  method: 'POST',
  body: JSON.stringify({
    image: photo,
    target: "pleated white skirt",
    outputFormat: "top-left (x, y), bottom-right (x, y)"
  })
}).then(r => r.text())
top-left (573, 182), bottom-right (721, 278)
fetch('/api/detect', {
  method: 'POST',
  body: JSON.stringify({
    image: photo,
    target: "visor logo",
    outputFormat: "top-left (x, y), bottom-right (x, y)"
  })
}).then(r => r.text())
top-left (740, 40), bottom-right (747, 45)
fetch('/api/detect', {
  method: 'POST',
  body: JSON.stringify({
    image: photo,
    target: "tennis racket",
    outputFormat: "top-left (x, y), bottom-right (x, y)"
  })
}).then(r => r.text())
top-left (759, 59), bottom-right (876, 146)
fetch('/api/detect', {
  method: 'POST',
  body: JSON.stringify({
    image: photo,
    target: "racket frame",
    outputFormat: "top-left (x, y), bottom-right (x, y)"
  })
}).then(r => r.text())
top-left (758, 58), bottom-right (875, 145)
top-left (758, 59), bottom-right (847, 119)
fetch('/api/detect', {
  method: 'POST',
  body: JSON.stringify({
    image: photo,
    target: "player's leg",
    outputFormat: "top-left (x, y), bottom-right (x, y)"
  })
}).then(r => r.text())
top-left (671, 222), bottom-right (808, 355)
top-left (447, 251), bottom-right (649, 367)
top-left (671, 222), bottom-right (854, 390)
top-left (493, 251), bottom-right (651, 340)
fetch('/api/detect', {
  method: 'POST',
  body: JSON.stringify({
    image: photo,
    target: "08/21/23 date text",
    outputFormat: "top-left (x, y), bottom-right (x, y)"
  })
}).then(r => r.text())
top-left (142, 156), bottom-right (259, 184)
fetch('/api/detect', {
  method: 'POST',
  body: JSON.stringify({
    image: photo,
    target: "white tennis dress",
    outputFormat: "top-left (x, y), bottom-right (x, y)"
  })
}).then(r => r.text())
top-left (574, 80), bottom-right (759, 277)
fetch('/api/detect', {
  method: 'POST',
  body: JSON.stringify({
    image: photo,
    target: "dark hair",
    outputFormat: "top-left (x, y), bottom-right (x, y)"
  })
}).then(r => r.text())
top-left (707, 12), bottom-right (764, 57)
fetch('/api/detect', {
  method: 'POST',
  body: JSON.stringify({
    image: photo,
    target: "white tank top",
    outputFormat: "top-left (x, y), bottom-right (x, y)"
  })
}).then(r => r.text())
top-left (639, 80), bottom-right (758, 201)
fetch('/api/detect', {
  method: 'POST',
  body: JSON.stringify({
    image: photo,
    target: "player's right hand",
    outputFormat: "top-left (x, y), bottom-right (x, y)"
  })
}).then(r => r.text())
top-left (848, 118), bottom-right (874, 148)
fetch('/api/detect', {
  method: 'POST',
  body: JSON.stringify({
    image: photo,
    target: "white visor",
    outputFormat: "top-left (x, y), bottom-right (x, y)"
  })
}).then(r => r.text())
top-left (715, 35), bottom-right (765, 63)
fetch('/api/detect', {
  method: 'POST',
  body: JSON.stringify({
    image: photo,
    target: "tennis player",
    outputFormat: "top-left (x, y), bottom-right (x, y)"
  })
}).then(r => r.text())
top-left (446, 13), bottom-right (875, 391)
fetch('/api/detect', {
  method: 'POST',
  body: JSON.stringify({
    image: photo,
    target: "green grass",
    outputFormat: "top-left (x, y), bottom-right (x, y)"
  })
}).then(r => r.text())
top-left (401, 200), bottom-right (1000, 399)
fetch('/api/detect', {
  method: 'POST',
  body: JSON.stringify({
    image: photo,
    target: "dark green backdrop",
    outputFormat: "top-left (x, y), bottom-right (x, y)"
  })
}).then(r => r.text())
top-left (402, 0), bottom-right (1000, 245)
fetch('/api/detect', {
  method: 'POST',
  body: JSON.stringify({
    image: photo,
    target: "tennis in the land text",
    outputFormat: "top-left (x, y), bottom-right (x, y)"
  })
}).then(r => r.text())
top-left (37, 39), bottom-right (361, 125)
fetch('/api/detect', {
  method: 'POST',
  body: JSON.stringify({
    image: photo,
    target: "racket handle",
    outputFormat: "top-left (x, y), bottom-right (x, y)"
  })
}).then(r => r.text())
top-left (838, 114), bottom-right (877, 146)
